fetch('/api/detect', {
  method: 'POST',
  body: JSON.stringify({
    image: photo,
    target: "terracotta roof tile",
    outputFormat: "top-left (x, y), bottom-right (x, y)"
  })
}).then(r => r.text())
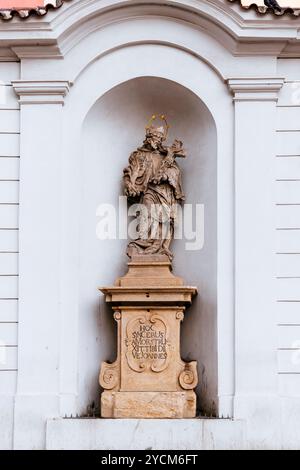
top-left (0, 0), bottom-right (64, 20)
top-left (228, 0), bottom-right (300, 16)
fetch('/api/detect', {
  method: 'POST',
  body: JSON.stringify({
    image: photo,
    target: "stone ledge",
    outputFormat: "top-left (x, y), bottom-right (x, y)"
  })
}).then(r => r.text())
top-left (46, 418), bottom-right (246, 450)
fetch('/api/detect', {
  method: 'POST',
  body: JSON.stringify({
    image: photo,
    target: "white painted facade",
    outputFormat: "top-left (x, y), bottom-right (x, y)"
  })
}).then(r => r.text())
top-left (0, 0), bottom-right (299, 450)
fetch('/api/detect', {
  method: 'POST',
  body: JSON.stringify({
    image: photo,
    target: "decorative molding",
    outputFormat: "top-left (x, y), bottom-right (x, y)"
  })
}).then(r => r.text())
top-left (0, 46), bottom-right (18, 61)
top-left (12, 79), bottom-right (71, 104)
top-left (228, 77), bottom-right (285, 102)
top-left (231, 41), bottom-right (288, 58)
top-left (55, 2), bottom-right (300, 58)
top-left (12, 45), bottom-right (63, 60)
top-left (0, 1), bottom-right (300, 60)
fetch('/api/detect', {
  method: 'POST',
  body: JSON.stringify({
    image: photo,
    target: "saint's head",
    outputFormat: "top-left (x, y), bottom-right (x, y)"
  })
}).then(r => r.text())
top-left (144, 125), bottom-right (165, 150)
top-left (144, 114), bottom-right (169, 150)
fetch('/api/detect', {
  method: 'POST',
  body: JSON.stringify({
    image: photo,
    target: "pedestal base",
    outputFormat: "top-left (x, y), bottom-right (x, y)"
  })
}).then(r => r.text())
top-left (101, 390), bottom-right (196, 418)
top-left (99, 255), bottom-right (198, 419)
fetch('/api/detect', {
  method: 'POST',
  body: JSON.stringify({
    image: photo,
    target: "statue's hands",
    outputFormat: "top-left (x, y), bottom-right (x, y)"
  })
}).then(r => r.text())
top-left (170, 139), bottom-right (186, 159)
top-left (151, 173), bottom-right (167, 185)
top-left (125, 182), bottom-right (138, 197)
top-left (151, 176), bottom-right (160, 185)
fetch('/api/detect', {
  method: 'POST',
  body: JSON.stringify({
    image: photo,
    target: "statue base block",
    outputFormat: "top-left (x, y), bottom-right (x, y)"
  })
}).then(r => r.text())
top-left (99, 255), bottom-right (198, 419)
top-left (101, 391), bottom-right (197, 419)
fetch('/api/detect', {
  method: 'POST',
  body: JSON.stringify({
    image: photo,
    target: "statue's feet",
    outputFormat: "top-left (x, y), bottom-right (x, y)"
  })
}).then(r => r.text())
top-left (127, 241), bottom-right (173, 261)
top-left (144, 245), bottom-right (173, 261)
top-left (160, 248), bottom-right (173, 261)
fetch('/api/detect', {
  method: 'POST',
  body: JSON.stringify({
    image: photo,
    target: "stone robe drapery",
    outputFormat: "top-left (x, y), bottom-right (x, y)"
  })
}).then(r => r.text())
top-left (123, 146), bottom-right (184, 258)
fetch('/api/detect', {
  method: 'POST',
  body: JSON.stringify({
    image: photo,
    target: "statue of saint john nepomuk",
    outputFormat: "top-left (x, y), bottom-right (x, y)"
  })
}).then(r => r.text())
top-left (123, 115), bottom-right (186, 260)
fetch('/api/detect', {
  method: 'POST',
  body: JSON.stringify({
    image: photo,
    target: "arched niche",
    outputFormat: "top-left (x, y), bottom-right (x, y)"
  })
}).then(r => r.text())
top-left (60, 43), bottom-right (234, 418)
top-left (78, 76), bottom-right (217, 414)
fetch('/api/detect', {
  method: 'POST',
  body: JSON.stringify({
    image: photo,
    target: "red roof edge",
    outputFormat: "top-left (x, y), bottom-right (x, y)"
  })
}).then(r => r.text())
top-left (0, 0), bottom-right (64, 20)
top-left (228, 0), bottom-right (300, 17)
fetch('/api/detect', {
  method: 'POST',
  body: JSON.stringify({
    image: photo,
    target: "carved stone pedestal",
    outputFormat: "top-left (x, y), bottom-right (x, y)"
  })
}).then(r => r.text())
top-left (99, 255), bottom-right (198, 418)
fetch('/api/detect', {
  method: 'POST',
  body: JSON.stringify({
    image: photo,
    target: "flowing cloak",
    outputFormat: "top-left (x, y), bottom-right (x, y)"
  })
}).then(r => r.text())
top-left (123, 147), bottom-right (184, 222)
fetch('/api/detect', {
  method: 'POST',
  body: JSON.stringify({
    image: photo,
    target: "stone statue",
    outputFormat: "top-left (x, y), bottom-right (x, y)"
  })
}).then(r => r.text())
top-left (123, 115), bottom-right (186, 260)
top-left (99, 115), bottom-right (198, 419)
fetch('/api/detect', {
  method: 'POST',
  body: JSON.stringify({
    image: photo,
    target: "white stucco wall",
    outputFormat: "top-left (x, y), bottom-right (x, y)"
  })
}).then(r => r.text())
top-left (0, 60), bottom-right (20, 450)
top-left (275, 59), bottom-right (300, 449)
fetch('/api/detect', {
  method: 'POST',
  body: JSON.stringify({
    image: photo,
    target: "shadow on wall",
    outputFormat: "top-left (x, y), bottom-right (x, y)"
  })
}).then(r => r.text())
top-left (79, 77), bottom-right (217, 416)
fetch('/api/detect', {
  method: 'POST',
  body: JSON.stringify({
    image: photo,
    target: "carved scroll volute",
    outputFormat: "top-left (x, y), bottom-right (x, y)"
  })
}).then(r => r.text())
top-left (99, 310), bottom-right (121, 391)
top-left (99, 362), bottom-right (119, 390)
top-left (179, 361), bottom-right (198, 390)
top-left (176, 311), bottom-right (184, 322)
